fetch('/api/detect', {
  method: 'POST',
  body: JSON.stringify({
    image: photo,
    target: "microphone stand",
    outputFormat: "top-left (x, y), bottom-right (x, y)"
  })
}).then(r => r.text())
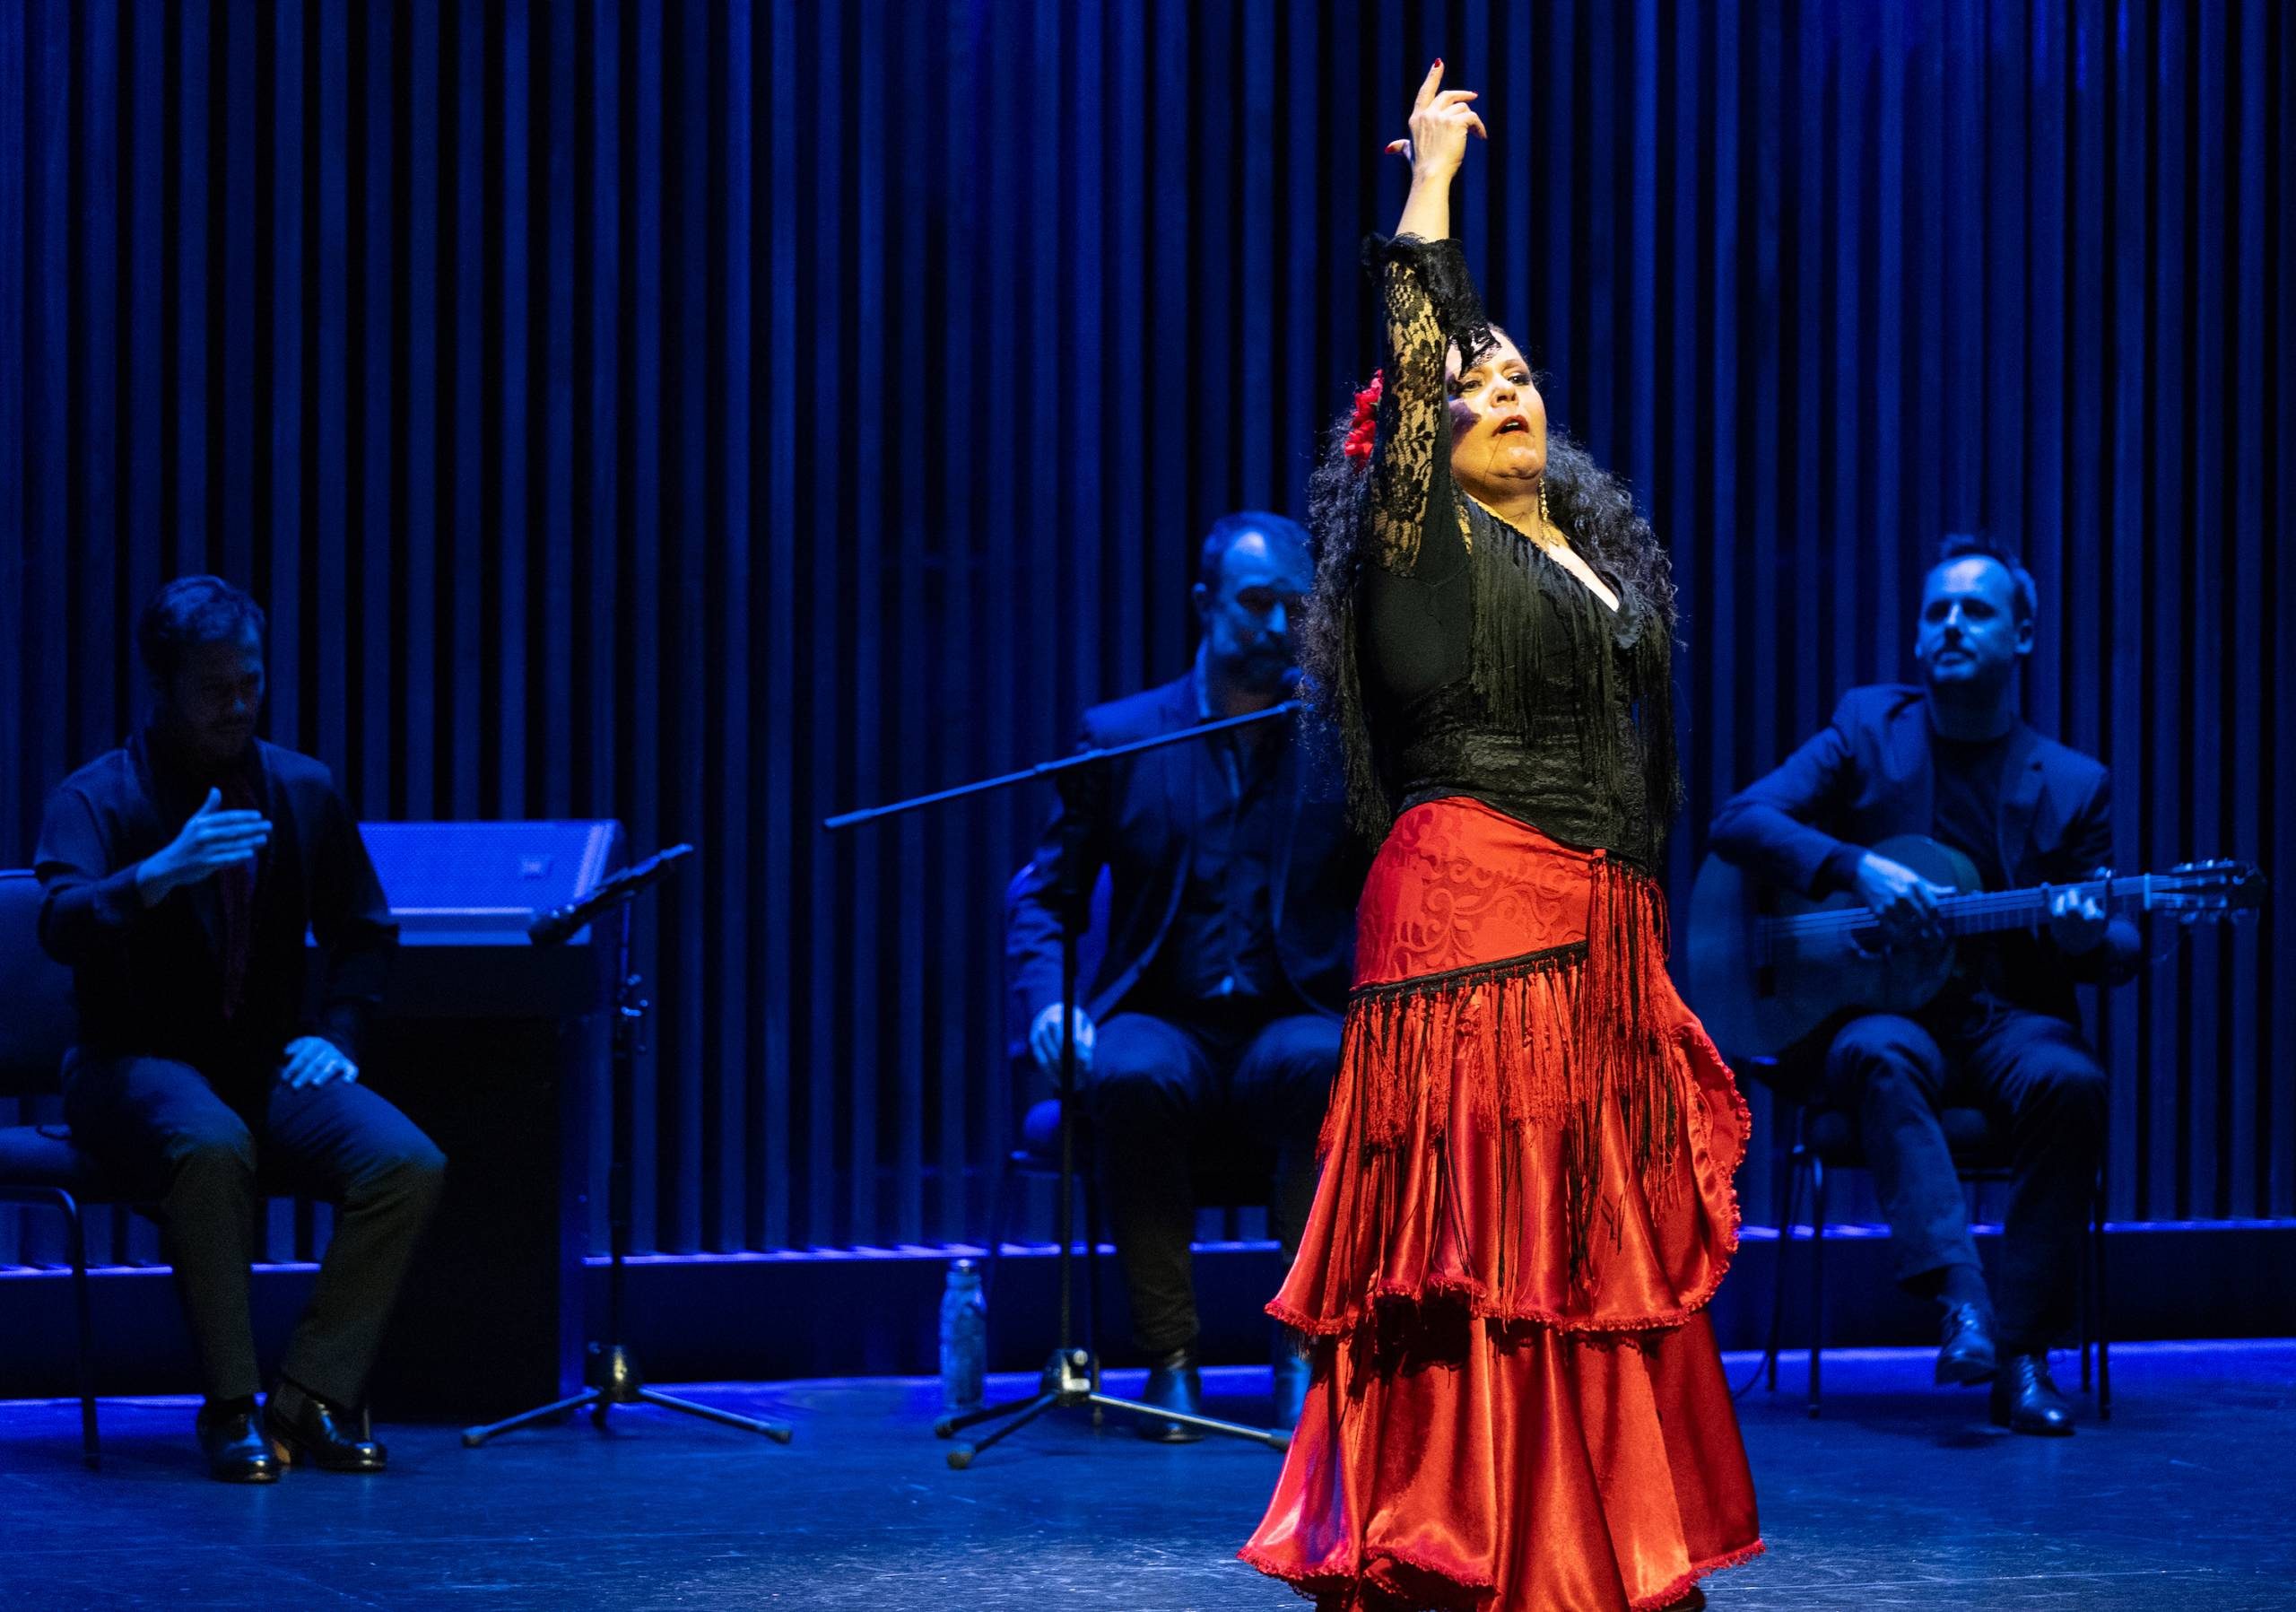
top-left (826, 700), bottom-right (1301, 1468)
top-left (463, 843), bottom-right (794, 1447)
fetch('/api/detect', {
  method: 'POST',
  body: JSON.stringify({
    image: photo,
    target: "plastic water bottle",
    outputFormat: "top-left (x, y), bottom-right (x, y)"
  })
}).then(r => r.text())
top-left (939, 1259), bottom-right (987, 1413)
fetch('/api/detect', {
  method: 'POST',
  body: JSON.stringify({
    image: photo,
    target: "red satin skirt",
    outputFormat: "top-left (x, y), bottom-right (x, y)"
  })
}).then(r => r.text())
top-left (1241, 798), bottom-right (1763, 1611)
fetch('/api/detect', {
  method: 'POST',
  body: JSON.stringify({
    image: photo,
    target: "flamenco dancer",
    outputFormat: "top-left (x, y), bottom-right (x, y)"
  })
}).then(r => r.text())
top-left (1241, 65), bottom-right (1762, 1611)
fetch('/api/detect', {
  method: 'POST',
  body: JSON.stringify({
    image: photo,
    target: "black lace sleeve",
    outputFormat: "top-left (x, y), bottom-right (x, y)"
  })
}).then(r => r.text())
top-left (1363, 235), bottom-right (1497, 577)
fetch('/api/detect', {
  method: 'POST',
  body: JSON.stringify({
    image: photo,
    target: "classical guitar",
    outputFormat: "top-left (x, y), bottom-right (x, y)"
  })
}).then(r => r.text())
top-left (1684, 833), bottom-right (2265, 1061)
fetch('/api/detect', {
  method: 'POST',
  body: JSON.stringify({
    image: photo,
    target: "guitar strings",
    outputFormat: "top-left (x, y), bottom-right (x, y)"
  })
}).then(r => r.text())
top-left (1754, 876), bottom-right (2147, 949)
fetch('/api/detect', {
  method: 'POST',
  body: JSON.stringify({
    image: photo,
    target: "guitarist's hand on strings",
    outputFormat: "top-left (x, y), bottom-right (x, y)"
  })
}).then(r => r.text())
top-left (2046, 870), bottom-right (2110, 955)
top-left (1853, 852), bottom-right (1953, 951)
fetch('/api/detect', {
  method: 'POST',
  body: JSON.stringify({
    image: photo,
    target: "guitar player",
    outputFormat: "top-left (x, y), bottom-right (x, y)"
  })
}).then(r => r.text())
top-left (1708, 533), bottom-right (2140, 1435)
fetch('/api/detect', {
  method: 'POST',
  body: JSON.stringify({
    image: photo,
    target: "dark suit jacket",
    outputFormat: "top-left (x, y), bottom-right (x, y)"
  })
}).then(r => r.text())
top-left (1707, 683), bottom-right (2140, 1025)
top-left (1008, 675), bottom-right (1361, 1027)
top-left (35, 730), bottom-right (396, 1074)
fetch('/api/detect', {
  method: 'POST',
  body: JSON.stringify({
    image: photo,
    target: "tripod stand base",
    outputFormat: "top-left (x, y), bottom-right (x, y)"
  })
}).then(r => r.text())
top-left (932, 1348), bottom-right (1287, 1468)
top-left (462, 1344), bottom-right (794, 1447)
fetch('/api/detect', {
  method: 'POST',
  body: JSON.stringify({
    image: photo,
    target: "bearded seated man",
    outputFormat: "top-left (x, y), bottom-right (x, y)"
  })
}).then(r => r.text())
top-left (36, 576), bottom-right (444, 1483)
top-left (1006, 512), bottom-right (1361, 1439)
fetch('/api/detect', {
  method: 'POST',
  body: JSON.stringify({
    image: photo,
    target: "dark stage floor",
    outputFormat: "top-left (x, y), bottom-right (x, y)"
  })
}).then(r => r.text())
top-left (1, 1340), bottom-right (2290, 1610)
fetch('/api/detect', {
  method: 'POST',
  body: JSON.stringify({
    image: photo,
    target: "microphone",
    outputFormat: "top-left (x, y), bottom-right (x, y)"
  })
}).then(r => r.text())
top-left (527, 901), bottom-right (596, 949)
top-left (528, 843), bottom-right (695, 946)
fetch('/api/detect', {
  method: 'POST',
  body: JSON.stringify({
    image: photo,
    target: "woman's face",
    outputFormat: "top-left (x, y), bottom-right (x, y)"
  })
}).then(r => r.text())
top-left (1446, 333), bottom-right (1547, 509)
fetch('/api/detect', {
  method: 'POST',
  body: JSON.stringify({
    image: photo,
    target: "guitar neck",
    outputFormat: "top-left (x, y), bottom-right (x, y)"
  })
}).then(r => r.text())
top-left (1764, 874), bottom-right (2154, 946)
top-left (1928, 876), bottom-right (2148, 936)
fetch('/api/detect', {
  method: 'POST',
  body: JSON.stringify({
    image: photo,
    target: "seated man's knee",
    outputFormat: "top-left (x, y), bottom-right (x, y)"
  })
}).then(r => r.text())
top-left (2025, 1045), bottom-right (2108, 1128)
top-left (166, 1115), bottom-right (257, 1182)
top-left (401, 1137), bottom-right (448, 1204)
top-left (1252, 1016), bottom-right (1344, 1095)
top-left (1825, 1015), bottom-right (1940, 1102)
top-left (1086, 1018), bottom-right (1192, 1118)
top-left (370, 1135), bottom-right (448, 1213)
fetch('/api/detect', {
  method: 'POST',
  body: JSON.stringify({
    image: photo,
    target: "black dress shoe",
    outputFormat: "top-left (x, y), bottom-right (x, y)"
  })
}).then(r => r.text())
top-left (1136, 1346), bottom-right (1205, 1443)
top-left (196, 1403), bottom-right (280, 1484)
top-left (1935, 1301), bottom-right (1999, 1386)
top-left (1990, 1352), bottom-right (2075, 1436)
top-left (1271, 1323), bottom-right (1313, 1431)
top-left (265, 1386), bottom-right (387, 1472)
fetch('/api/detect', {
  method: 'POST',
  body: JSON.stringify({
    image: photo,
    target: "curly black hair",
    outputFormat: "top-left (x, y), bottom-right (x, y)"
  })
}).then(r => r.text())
top-left (1299, 383), bottom-right (1677, 742)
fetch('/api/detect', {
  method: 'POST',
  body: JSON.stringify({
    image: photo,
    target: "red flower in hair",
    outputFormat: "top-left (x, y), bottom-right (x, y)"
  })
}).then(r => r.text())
top-left (1342, 370), bottom-right (1384, 465)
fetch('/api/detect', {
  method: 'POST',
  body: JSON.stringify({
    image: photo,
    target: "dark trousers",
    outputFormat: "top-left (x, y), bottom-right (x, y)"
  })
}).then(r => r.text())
top-left (63, 1051), bottom-right (447, 1407)
top-left (1085, 1006), bottom-right (1341, 1356)
top-left (1823, 999), bottom-right (2106, 1353)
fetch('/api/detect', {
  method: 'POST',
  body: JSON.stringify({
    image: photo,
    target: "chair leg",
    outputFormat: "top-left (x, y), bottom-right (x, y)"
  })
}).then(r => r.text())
top-left (2078, 1220), bottom-right (2093, 1393)
top-left (1762, 1150), bottom-right (1807, 1396)
top-left (1808, 1159), bottom-right (1829, 1419)
top-left (981, 1158), bottom-right (1019, 1347)
top-left (1083, 1169), bottom-right (1104, 1395)
top-left (61, 1191), bottom-right (99, 1470)
top-left (2093, 1178), bottom-right (2111, 1420)
top-left (986, 1160), bottom-right (1020, 1297)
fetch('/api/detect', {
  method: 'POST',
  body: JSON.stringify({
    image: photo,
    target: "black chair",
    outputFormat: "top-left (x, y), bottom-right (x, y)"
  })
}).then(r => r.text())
top-left (984, 864), bottom-right (1282, 1368)
top-left (1749, 1053), bottom-right (2109, 1421)
top-left (0, 869), bottom-right (116, 1466)
top-left (0, 868), bottom-right (370, 1468)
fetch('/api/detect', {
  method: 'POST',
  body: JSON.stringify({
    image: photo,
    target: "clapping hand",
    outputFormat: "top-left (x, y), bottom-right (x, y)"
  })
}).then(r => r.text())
top-left (135, 788), bottom-right (270, 906)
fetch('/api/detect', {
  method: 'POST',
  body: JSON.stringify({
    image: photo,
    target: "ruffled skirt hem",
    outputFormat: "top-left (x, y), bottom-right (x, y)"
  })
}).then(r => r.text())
top-left (1240, 1305), bottom-right (1763, 1612)
top-left (1239, 1536), bottom-right (1770, 1612)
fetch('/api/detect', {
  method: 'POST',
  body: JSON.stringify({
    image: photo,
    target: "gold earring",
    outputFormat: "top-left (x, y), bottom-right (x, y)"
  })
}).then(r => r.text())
top-left (1539, 480), bottom-right (1551, 527)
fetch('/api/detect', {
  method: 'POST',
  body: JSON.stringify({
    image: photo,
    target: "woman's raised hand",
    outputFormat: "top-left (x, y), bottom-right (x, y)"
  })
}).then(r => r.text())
top-left (1387, 59), bottom-right (1486, 185)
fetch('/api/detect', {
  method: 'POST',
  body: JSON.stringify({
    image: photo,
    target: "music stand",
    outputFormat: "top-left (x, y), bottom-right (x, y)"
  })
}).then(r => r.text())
top-left (826, 703), bottom-right (1300, 1467)
top-left (462, 843), bottom-right (794, 1447)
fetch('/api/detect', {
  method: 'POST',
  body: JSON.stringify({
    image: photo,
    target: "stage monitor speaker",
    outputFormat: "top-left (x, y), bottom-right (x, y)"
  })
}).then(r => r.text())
top-left (360, 820), bottom-right (622, 1019)
top-left (361, 819), bottom-right (622, 941)
top-left (356, 820), bottom-right (622, 1420)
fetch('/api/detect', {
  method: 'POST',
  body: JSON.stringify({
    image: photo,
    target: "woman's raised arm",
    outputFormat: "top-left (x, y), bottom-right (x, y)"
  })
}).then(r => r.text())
top-left (1365, 62), bottom-right (1491, 577)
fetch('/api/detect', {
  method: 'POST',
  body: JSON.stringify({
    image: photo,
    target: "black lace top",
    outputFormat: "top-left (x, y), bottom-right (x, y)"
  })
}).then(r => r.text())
top-left (1332, 235), bottom-right (1680, 871)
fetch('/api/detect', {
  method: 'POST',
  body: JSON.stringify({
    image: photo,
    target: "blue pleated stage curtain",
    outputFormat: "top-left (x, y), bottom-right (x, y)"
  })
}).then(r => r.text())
top-left (1, 2), bottom-right (2289, 1266)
